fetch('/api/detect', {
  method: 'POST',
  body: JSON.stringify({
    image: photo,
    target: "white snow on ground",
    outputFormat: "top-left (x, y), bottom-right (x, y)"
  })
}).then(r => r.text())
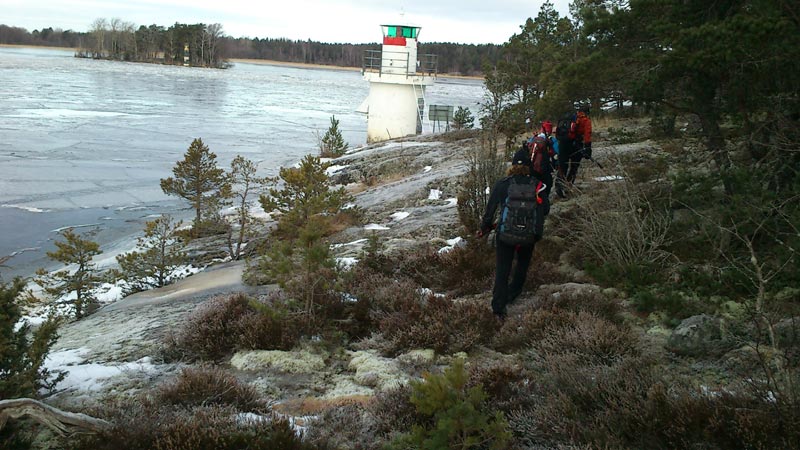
top-left (428, 189), bottom-right (441, 200)
top-left (331, 238), bottom-right (368, 249)
top-left (18, 264), bottom-right (202, 330)
top-left (1, 204), bottom-right (48, 213)
top-left (96, 283), bottom-right (124, 304)
top-left (417, 287), bottom-right (446, 298)
top-left (336, 257), bottom-right (359, 270)
top-left (595, 175), bottom-right (625, 182)
top-left (364, 223), bottom-right (390, 231)
top-left (249, 204), bottom-right (272, 221)
top-left (390, 211), bottom-right (410, 221)
top-left (445, 198), bottom-right (458, 207)
top-left (325, 165), bottom-right (347, 176)
top-left (423, 166), bottom-right (432, 173)
top-left (438, 236), bottom-right (465, 254)
top-left (43, 348), bottom-right (156, 393)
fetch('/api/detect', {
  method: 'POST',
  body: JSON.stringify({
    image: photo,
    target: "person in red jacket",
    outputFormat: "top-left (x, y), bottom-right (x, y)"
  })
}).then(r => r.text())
top-left (557, 107), bottom-right (593, 189)
top-left (574, 108), bottom-right (593, 161)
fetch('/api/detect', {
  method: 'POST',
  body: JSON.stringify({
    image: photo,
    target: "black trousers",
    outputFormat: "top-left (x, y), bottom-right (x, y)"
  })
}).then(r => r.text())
top-left (557, 140), bottom-right (584, 184)
top-left (492, 240), bottom-right (535, 316)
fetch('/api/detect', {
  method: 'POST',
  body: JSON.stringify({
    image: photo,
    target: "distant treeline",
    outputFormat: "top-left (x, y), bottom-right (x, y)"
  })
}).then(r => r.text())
top-left (0, 23), bottom-right (501, 75)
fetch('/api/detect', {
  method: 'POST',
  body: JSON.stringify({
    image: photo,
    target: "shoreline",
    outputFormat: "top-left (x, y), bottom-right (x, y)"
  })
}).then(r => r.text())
top-left (0, 43), bottom-right (76, 52)
top-left (231, 58), bottom-right (483, 80)
top-left (0, 44), bottom-right (482, 80)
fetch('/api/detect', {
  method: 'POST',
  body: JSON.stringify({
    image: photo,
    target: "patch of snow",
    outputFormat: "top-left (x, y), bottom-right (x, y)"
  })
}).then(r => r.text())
top-left (423, 166), bottom-right (432, 173)
top-left (428, 189), bottom-right (441, 200)
top-left (340, 292), bottom-right (358, 303)
top-left (43, 348), bottom-right (156, 393)
top-left (249, 204), bottom-right (272, 221)
top-left (595, 175), bottom-right (624, 182)
top-left (445, 198), bottom-right (458, 207)
top-left (95, 283), bottom-right (124, 304)
top-left (485, 186), bottom-right (491, 195)
top-left (390, 211), bottom-right (410, 221)
top-left (331, 238), bottom-right (368, 249)
top-left (417, 287), bottom-right (446, 299)
top-left (438, 236), bottom-right (465, 254)
top-left (342, 203), bottom-right (356, 210)
top-left (446, 237), bottom-right (463, 247)
top-left (325, 165), bottom-right (347, 176)
top-left (364, 223), bottom-right (389, 231)
top-left (336, 257), bottom-right (359, 270)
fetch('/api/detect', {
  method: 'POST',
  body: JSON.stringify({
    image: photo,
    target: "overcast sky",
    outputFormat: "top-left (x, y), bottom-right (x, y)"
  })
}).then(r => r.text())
top-left (1, 0), bottom-right (572, 45)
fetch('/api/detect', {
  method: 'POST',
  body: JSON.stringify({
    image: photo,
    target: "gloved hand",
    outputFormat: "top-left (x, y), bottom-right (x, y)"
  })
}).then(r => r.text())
top-left (477, 224), bottom-right (492, 238)
top-left (584, 142), bottom-right (592, 159)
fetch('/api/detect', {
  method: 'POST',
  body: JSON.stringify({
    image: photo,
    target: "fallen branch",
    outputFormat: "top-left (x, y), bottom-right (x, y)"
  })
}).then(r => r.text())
top-left (0, 398), bottom-right (111, 435)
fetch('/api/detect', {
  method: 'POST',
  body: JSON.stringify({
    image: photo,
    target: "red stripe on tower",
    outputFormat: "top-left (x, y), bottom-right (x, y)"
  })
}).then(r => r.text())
top-left (383, 36), bottom-right (407, 46)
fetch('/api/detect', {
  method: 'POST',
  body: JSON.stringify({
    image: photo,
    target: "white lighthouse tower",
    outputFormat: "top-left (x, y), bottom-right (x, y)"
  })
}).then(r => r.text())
top-left (359, 24), bottom-right (437, 143)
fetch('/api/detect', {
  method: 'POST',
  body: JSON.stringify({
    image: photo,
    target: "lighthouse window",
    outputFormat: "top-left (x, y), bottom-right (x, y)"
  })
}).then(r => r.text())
top-left (384, 26), bottom-right (418, 39)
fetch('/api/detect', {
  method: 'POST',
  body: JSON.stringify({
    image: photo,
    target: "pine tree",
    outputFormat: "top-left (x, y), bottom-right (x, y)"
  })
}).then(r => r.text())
top-left (160, 138), bottom-right (230, 237)
top-left (452, 106), bottom-right (475, 130)
top-left (113, 216), bottom-right (187, 295)
top-left (259, 154), bottom-right (353, 236)
top-left (33, 228), bottom-right (102, 319)
top-left (0, 278), bottom-right (62, 398)
top-left (319, 115), bottom-right (349, 157)
top-left (388, 359), bottom-right (511, 449)
top-left (227, 156), bottom-right (269, 260)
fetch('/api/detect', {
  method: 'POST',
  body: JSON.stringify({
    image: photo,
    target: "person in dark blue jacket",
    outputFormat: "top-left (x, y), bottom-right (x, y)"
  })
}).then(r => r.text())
top-left (478, 148), bottom-right (547, 319)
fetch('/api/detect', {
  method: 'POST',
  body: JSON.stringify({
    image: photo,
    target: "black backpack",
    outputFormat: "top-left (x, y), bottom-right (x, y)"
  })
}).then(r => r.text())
top-left (497, 178), bottom-right (547, 246)
top-left (555, 115), bottom-right (573, 141)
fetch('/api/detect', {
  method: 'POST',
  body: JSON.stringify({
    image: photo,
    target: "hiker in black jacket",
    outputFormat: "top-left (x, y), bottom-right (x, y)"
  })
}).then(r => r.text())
top-left (478, 148), bottom-right (547, 319)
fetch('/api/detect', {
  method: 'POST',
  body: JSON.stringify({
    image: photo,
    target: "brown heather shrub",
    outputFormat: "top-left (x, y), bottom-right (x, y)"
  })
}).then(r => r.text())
top-left (467, 361), bottom-right (527, 409)
top-left (433, 238), bottom-right (495, 296)
top-left (164, 293), bottom-right (300, 361)
top-left (378, 294), bottom-right (499, 356)
top-left (343, 268), bottom-right (422, 338)
top-left (537, 312), bottom-right (641, 366)
top-left (156, 366), bottom-right (263, 412)
top-left (511, 353), bottom-right (800, 449)
top-left (305, 403), bottom-right (380, 450)
top-left (526, 259), bottom-right (573, 288)
top-left (167, 293), bottom-right (252, 360)
top-left (370, 384), bottom-right (429, 438)
top-left (536, 284), bottom-right (624, 324)
top-left (491, 306), bottom-right (576, 352)
top-left (68, 401), bottom-right (312, 450)
top-left (360, 239), bottom-right (494, 297)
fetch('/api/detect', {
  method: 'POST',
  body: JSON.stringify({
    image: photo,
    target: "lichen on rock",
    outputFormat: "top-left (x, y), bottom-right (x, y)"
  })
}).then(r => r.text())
top-left (231, 350), bottom-right (326, 373)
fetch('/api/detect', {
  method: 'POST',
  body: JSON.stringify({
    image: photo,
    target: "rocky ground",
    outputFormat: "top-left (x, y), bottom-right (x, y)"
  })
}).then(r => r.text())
top-left (41, 126), bottom-right (666, 421)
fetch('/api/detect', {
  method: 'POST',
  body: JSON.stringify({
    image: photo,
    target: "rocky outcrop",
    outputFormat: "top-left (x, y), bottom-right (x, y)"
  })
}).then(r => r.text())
top-left (667, 314), bottom-right (727, 356)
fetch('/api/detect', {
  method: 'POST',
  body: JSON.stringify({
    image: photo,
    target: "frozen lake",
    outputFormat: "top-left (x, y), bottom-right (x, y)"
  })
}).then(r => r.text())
top-left (0, 47), bottom-right (485, 279)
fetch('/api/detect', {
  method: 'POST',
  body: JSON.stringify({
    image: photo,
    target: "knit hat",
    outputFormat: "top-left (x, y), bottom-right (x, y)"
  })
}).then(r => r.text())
top-left (511, 148), bottom-right (531, 166)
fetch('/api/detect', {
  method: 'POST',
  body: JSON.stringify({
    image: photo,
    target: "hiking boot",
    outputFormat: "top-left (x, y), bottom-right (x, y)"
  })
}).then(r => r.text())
top-left (555, 181), bottom-right (566, 199)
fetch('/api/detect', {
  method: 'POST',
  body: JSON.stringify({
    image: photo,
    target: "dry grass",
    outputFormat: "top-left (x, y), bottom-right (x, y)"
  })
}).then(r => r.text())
top-left (272, 395), bottom-right (373, 416)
